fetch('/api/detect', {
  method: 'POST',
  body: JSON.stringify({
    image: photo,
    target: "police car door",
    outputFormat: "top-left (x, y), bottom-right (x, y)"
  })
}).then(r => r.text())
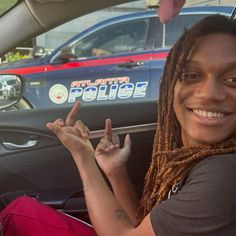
top-left (45, 17), bottom-right (154, 108)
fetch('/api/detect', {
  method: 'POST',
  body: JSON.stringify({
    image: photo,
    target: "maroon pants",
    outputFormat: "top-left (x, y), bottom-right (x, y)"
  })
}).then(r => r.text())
top-left (0, 196), bottom-right (97, 236)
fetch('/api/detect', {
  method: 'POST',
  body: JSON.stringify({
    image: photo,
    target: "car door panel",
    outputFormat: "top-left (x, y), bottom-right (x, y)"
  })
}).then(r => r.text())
top-left (0, 101), bottom-right (156, 215)
top-left (41, 55), bottom-right (152, 108)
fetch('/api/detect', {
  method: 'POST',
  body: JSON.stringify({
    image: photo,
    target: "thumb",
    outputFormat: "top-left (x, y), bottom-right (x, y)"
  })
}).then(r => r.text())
top-left (124, 134), bottom-right (131, 150)
top-left (172, 0), bottom-right (186, 18)
top-left (47, 122), bottom-right (62, 137)
top-left (157, 0), bottom-right (174, 24)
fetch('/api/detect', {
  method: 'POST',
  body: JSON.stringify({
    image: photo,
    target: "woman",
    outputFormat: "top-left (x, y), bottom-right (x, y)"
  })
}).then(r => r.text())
top-left (1, 14), bottom-right (236, 235)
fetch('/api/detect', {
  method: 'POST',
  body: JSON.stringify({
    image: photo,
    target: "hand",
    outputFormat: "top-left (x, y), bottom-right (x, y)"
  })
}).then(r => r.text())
top-left (46, 102), bottom-right (94, 161)
top-left (95, 119), bottom-right (131, 177)
top-left (158, 0), bottom-right (186, 23)
top-left (91, 48), bottom-right (111, 57)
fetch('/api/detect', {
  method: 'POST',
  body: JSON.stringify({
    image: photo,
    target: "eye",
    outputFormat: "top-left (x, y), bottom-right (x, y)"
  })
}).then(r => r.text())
top-left (180, 72), bottom-right (201, 83)
top-left (224, 77), bottom-right (236, 87)
top-left (226, 77), bottom-right (236, 82)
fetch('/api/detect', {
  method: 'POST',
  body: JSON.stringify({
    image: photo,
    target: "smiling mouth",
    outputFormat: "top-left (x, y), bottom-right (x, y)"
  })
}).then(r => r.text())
top-left (189, 109), bottom-right (225, 118)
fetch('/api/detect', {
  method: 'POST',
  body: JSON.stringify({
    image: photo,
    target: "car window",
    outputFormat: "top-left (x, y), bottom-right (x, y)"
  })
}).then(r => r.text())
top-left (6, 80), bottom-right (17, 86)
top-left (164, 14), bottom-right (209, 47)
top-left (74, 18), bottom-right (150, 58)
top-left (0, 0), bottom-right (18, 16)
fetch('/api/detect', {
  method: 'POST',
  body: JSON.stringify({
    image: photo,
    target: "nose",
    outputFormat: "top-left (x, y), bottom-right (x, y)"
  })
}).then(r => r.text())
top-left (194, 77), bottom-right (226, 102)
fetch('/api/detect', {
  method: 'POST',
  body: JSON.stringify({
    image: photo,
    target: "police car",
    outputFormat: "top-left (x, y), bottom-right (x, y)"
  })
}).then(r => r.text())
top-left (0, 6), bottom-right (233, 108)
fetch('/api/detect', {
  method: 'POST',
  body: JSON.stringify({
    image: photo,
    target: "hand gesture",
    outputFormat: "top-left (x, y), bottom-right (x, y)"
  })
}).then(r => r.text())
top-left (46, 102), bottom-right (94, 161)
top-left (95, 119), bottom-right (131, 177)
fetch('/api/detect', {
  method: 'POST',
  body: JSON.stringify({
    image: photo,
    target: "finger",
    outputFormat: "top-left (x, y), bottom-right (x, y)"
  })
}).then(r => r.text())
top-left (99, 138), bottom-right (115, 151)
top-left (96, 142), bottom-right (111, 153)
top-left (112, 134), bottom-right (120, 148)
top-left (54, 118), bottom-right (65, 127)
top-left (124, 134), bottom-right (131, 149)
top-left (66, 101), bottom-right (81, 126)
top-left (47, 122), bottom-right (64, 138)
top-left (75, 120), bottom-right (90, 139)
top-left (104, 119), bottom-right (112, 141)
top-left (173, 0), bottom-right (186, 17)
top-left (100, 138), bottom-right (112, 147)
top-left (157, 0), bottom-right (174, 24)
top-left (47, 123), bottom-right (77, 149)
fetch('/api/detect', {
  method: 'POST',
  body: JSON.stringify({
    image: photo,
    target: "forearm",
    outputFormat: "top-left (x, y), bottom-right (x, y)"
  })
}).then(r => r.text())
top-left (108, 168), bottom-right (140, 226)
top-left (74, 156), bottom-right (135, 236)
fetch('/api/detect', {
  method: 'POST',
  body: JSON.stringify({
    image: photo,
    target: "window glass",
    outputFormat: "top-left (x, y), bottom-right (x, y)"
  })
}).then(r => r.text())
top-left (153, 19), bottom-right (163, 48)
top-left (74, 18), bottom-right (150, 58)
top-left (0, 0), bottom-right (18, 16)
top-left (164, 14), bottom-right (209, 47)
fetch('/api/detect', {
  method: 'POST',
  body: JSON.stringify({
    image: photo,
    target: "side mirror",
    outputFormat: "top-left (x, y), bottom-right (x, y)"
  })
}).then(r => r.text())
top-left (55, 46), bottom-right (77, 63)
top-left (0, 74), bottom-right (24, 110)
top-left (31, 46), bottom-right (47, 58)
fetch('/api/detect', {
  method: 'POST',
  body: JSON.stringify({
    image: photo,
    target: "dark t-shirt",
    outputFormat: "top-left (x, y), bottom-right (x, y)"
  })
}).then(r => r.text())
top-left (150, 154), bottom-right (236, 236)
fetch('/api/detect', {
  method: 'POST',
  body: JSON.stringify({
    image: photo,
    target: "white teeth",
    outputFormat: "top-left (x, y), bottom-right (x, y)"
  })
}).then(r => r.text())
top-left (192, 109), bottom-right (224, 118)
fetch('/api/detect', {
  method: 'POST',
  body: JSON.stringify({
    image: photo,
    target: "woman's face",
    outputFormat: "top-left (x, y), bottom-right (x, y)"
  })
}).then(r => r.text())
top-left (174, 33), bottom-right (236, 147)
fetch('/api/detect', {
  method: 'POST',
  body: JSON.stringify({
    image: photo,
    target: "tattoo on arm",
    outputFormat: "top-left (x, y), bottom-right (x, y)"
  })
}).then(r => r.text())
top-left (81, 179), bottom-right (129, 223)
top-left (114, 208), bottom-right (129, 222)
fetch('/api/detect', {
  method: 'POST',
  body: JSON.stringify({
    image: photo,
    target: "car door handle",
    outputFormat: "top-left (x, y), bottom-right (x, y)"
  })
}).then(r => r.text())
top-left (117, 61), bottom-right (144, 68)
top-left (2, 139), bottom-right (38, 150)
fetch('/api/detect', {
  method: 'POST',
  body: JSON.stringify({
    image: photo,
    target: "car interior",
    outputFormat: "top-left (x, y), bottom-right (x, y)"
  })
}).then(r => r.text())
top-left (0, 0), bottom-right (157, 218)
top-left (0, 98), bottom-right (156, 221)
top-left (0, 0), bottom-right (236, 223)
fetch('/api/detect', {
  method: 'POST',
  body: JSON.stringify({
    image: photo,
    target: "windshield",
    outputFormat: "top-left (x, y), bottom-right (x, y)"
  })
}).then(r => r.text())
top-left (0, 0), bottom-right (18, 16)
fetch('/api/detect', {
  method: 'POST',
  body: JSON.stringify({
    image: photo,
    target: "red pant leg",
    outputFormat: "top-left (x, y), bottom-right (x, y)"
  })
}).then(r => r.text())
top-left (0, 196), bottom-right (97, 236)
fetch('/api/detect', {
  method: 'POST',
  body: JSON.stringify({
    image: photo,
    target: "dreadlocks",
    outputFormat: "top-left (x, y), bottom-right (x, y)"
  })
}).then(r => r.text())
top-left (137, 15), bottom-right (236, 220)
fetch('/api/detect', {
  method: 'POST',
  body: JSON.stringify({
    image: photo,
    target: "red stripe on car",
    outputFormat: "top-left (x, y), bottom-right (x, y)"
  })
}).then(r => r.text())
top-left (1, 52), bottom-right (168, 75)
